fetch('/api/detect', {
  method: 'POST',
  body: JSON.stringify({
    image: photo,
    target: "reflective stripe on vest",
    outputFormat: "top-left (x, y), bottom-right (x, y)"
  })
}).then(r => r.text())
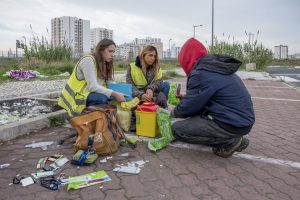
top-left (130, 63), bottom-right (162, 89)
top-left (58, 55), bottom-right (97, 117)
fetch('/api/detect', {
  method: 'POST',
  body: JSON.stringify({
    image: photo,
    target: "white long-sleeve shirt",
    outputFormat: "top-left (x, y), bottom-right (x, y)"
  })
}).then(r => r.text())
top-left (75, 56), bottom-right (113, 97)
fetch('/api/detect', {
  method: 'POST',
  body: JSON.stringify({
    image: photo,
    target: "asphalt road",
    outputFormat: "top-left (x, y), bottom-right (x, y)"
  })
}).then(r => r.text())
top-left (266, 66), bottom-right (300, 89)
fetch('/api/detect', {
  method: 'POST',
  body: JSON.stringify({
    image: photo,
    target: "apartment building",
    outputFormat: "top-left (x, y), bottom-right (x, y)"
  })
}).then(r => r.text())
top-left (116, 37), bottom-right (163, 59)
top-left (274, 45), bottom-right (288, 59)
top-left (91, 28), bottom-right (113, 50)
top-left (51, 16), bottom-right (91, 57)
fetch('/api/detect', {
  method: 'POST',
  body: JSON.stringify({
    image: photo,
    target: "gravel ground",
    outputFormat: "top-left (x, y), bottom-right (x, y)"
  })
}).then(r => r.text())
top-left (0, 80), bottom-right (67, 99)
top-left (0, 73), bottom-right (127, 100)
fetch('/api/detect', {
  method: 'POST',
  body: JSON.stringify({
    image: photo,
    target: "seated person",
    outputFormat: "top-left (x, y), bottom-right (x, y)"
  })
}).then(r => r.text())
top-left (126, 45), bottom-right (170, 108)
top-left (58, 39), bottom-right (127, 117)
top-left (171, 38), bottom-right (255, 158)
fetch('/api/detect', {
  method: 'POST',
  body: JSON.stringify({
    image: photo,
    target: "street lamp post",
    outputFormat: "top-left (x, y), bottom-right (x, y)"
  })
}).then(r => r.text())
top-left (211, 0), bottom-right (214, 47)
top-left (22, 36), bottom-right (27, 48)
top-left (168, 38), bottom-right (172, 58)
top-left (193, 25), bottom-right (203, 38)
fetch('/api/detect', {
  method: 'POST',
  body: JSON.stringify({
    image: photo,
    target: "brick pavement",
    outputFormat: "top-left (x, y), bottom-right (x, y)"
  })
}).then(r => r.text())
top-left (0, 79), bottom-right (300, 200)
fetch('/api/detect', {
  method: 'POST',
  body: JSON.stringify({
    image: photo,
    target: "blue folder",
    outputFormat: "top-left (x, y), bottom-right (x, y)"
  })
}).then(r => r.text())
top-left (108, 83), bottom-right (132, 101)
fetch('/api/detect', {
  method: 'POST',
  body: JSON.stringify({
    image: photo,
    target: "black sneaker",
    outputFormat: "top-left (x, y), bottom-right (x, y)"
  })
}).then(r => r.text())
top-left (236, 137), bottom-right (249, 152)
top-left (212, 137), bottom-right (245, 158)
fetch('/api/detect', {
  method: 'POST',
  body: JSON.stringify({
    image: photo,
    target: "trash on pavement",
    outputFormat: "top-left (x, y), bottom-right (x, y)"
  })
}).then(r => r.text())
top-left (113, 160), bottom-right (148, 174)
top-left (66, 170), bottom-right (111, 190)
top-left (148, 137), bottom-right (168, 152)
top-left (20, 177), bottom-right (35, 187)
top-left (25, 141), bottom-right (54, 149)
top-left (113, 165), bottom-right (141, 174)
top-left (118, 153), bottom-right (129, 157)
top-left (0, 163), bottom-right (10, 169)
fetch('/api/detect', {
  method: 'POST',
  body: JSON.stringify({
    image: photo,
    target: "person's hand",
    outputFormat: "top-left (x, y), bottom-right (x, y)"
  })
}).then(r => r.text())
top-left (141, 93), bottom-right (152, 102)
top-left (146, 89), bottom-right (154, 99)
top-left (176, 94), bottom-right (184, 100)
top-left (112, 91), bottom-right (127, 102)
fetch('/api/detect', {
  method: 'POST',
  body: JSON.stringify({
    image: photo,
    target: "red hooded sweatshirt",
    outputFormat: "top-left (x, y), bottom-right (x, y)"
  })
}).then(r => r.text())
top-left (178, 38), bottom-right (208, 76)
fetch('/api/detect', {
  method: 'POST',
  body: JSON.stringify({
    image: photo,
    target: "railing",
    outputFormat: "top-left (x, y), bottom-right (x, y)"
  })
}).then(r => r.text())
top-left (0, 51), bottom-right (24, 58)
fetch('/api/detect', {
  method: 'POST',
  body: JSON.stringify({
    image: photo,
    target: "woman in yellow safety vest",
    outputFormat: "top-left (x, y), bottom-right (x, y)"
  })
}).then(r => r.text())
top-left (58, 39), bottom-right (127, 117)
top-left (126, 45), bottom-right (170, 108)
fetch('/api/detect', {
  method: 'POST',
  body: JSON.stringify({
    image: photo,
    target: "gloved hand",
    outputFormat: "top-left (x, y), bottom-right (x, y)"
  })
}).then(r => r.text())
top-left (156, 92), bottom-right (168, 108)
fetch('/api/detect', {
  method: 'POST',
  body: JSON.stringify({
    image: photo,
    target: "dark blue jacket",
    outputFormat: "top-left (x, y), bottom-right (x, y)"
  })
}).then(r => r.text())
top-left (174, 54), bottom-right (255, 129)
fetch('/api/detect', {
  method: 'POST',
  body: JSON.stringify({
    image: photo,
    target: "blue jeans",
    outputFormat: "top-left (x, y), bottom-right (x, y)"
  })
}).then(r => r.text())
top-left (86, 92), bottom-right (108, 107)
top-left (159, 81), bottom-right (170, 100)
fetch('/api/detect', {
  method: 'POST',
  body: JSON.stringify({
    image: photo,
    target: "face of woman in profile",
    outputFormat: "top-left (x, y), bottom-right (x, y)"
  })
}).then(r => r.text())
top-left (144, 51), bottom-right (156, 66)
top-left (102, 44), bottom-right (116, 62)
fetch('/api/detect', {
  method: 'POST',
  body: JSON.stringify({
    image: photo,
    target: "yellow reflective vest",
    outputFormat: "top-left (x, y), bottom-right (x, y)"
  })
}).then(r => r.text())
top-left (130, 63), bottom-right (162, 89)
top-left (58, 55), bottom-right (97, 117)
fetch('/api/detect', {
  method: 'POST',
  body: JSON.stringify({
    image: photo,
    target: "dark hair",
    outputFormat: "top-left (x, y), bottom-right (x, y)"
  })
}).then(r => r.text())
top-left (140, 45), bottom-right (159, 75)
top-left (92, 39), bottom-right (116, 81)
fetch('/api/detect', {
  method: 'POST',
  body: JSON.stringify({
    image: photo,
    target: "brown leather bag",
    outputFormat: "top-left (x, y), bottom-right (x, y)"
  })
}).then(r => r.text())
top-left (70, 104), bottom-right (126, 156)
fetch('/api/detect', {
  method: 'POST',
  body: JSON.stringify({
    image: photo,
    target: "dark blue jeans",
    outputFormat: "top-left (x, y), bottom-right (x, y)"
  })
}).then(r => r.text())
top-left (159, 81), bottom-right (170, 100)
top-left (86, 92), bottom-right (108, 107)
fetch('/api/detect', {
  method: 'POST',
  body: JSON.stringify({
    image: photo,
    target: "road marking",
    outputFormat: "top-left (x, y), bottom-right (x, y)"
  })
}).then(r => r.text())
top-left (274, 74), bottom-right (300, 76)
top-left (252, 97), bottom-right (300, 102)
top-left (168, 142), bottom-right (300, 169)
top-left (277, 76), bottom-right (300, 82)
top-left (247, 86), bottom-right (290, 88)
top-left (234, 154), bottom-right (300, 169)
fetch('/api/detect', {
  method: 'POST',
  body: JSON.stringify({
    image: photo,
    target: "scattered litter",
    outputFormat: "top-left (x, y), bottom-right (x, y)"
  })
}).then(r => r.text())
top-left (99, 158), bottom-right (107, 163)
top-left (0, 163), bottom-right (10, 169)
top-left (55, 157), bottom-right (69, 167)
top-left (67, 170), bottom-right (111, 190)
top-left (113, 160), bottom-right (148, 174)
top-left (99, 185), bottom-right (103, 189)
top-left (118, 153), bottom-right (129, 157)
top-left (106, 156), bottom-right (113, 160)
top-left (41, 146), bottom-right (47, 151)
top-left (20, 177), bottom-right (35, 187)
top-left (36, 171), bottom-right (54, 178)
top-left (9, 183), bottom-right (13, 186)
top-left (0, 99), bottom-right (54, 126)
top-left (25, 141), bottom-right (54, 149)
top-left (160, 164), bottom-right (164, 167)
top-left (113, 165), bottom-right (141, 174)
top-left (6, 69), bottom-right (40, 80)
top-left (19, 160), bottom-right (24, 162)
top-left (134, 160), bottom-right (146, 166)
top-left (57, 72), bottom-right (70, 77)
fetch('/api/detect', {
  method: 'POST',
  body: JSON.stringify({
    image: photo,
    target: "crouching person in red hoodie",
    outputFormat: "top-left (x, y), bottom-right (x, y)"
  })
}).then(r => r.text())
top-left (171, 38), bottom-right (255, 158)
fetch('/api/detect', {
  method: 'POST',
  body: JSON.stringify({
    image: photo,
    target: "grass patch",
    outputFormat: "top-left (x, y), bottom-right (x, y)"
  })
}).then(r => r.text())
top-left (163, 70), bottom-right (185, 79)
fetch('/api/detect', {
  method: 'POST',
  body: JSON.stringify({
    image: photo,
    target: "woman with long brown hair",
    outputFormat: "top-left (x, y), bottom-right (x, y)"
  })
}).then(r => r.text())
top-left (126, 45), bottom-right (170, 108)
top-left (58, 39), bottom-right (127, 117)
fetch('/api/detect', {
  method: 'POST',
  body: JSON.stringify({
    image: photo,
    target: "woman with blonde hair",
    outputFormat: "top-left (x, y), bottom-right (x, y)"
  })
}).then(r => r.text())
top-left (58, 39), bottom-right (127, 117)
top-left (126, 45), bottom-right (170, 108)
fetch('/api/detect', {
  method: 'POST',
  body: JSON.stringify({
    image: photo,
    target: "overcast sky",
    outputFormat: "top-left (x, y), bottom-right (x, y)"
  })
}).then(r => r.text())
top-left (1, 0), bottom-right (299, 54)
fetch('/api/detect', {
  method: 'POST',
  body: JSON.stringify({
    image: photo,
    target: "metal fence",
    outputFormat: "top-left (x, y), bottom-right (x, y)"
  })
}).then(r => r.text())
top-left (0, 51), bottom-right (24, 58)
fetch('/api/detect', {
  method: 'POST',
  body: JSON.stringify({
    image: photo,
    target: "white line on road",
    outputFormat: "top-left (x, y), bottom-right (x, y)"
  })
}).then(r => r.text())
top-left (234, 153), bottom-right (300, 169)
top-left (252, 97), bottom-right (300, 102)
top-left (277, 76), bottom-right (300, 82)
top-left (247, 86), bottom-right (290, 89)
top-left (168, 142), bottom-right (300, 169)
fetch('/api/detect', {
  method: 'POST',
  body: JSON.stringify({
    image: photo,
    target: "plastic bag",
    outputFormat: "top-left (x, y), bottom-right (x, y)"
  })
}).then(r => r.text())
top-left (157, 108), bottom-right (175, 142)
top-left (110, 101), bottom-right (131, 132)
top-left (148, 108), bottom-right (175, 152)
top-left (148, 138), bottom-right (168, 152)
top-left (167, 82), bottom-right (181, 106)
